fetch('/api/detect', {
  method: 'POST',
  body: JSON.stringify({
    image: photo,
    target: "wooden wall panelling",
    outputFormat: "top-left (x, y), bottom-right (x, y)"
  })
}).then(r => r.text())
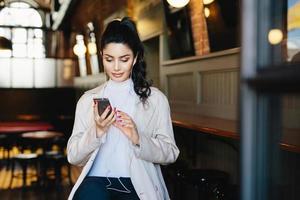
top-left (159, 32), bottom-right (240, 120)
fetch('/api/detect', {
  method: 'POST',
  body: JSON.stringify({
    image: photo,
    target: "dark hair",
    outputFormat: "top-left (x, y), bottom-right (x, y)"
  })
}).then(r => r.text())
top-left (100, 17), bottom-right (152, 103)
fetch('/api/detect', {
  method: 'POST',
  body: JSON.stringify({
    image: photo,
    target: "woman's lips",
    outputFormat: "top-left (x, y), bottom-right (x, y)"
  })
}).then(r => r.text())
top-left (112, 73), bottom-right (124, 78)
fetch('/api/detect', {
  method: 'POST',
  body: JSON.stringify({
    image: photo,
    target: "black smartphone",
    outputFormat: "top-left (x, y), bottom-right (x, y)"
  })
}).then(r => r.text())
top-left (93, 98), bottom-right (112, 118)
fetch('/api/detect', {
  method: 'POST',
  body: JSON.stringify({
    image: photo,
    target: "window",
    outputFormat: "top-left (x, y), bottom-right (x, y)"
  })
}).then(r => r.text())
top-left (0, 1), bottom-right (55, 88)
top-left (0, 2), bottom-right (45, 58)
top-left (241, 0), bottom-right (300, 200)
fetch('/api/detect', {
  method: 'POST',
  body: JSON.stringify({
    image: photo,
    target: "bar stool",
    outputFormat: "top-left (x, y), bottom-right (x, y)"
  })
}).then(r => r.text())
top-left (43, 151), bottom-right (72, 186)
top-left (10, 153), bottom-right (40, 188)
top-left (175, 169), bottom-right (229, 200)
top-left (41, 135), bottom-right (72, 186)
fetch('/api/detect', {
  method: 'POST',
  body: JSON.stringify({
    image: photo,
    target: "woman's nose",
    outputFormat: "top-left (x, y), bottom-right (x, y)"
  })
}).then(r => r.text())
top-left (114, 61), bottom-right (120, 71)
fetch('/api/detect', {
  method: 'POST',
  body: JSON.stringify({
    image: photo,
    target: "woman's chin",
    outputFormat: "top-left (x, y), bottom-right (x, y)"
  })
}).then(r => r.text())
top-left (110, 76), bottom-right (128, 82)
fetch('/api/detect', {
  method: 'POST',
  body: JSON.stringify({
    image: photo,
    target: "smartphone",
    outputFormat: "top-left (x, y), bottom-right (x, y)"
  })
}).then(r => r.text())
top-left (93, 98), bottom-right (111, 118)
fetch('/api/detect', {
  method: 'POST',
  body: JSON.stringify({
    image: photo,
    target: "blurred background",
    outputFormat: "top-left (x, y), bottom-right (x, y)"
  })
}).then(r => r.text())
top-left (0, 0), bottom-right (299, 199)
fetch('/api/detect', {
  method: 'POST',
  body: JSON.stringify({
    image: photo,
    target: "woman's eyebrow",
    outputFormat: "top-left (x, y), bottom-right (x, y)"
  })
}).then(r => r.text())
top-left (103, 54), bottom-right (131, 58)
top-left (103, 54), bottom-right (113, 57)
top-left (120, 54), bottom-right (131, 58)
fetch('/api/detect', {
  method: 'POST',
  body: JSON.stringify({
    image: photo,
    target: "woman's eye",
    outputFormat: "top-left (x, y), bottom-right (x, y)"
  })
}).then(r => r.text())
top-left (121, 59), bottom-right (129, 62)
top-left (105, 58), bottom-right (113, 62)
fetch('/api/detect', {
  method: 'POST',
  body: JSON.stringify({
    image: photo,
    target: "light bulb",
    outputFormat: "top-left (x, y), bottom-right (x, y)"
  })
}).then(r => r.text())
top-left (203, 0), bottom-right (214, 5)
top-left (88, 42), bottom-right (97, 55)
top-left (204, 7), bottom-right (210, 18)
top-left (166, 0), bottom-right (190, 8)
top-left (73, 43), bottom-right (87, 57)
top-left (268, 29), bottom-right (283, 45)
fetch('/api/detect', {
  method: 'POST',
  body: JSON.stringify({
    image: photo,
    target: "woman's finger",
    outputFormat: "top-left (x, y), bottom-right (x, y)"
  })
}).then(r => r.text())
top-left (100, 105), bottom-right (111, 120)
top-left (103, 109), bottom-right (116, 125)
top-left (106, 117), bottom-right (116, 127)
top-left (94, 103), bottom-right (103, 122)
top-left (106, 107), bottom-right (116, 121)
top-left (116, 110), bottom-right (131, 121)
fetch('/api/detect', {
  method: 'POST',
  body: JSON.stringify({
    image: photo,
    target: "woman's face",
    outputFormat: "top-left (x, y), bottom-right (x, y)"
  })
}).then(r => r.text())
top-left (102, 43), bottom-right (137, 82)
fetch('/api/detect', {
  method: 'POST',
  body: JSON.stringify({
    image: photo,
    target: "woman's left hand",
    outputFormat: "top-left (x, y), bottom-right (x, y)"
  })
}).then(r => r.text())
top-left (113, 110), bottom-right (139, 145)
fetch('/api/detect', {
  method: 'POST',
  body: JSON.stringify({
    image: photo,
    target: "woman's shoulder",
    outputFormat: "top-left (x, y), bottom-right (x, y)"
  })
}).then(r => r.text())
top-left (148, 87), bottom-right (169, 105)
top-left (85, 82), bottom-right (106, 95)
top-left (149, 87), bottom-right (165, 97)
top-left (77, 82), bottom-right (106, 105)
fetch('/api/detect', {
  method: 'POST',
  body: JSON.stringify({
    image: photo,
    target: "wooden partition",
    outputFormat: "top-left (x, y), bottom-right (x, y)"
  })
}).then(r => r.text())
top-left (0, 88), bottom-right (76, 136)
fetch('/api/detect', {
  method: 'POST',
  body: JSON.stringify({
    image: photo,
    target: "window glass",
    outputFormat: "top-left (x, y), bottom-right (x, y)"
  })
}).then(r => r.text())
top-left (12, 44), bottom-right (27, 57)
top-left (287, 0), bottom-right (300, 62)
top-left (278, 94), bottom-right (300, 199)
top-left (34, 59), bottom-right (56, 88)
top-left (12, 28), bottom-right (27, 43)
top-left (11, 58), bottom-right (33, 88)
top-left (0, 27), bottom-right (11, 39)
top-left (0, 59), bottom-right (11, 87)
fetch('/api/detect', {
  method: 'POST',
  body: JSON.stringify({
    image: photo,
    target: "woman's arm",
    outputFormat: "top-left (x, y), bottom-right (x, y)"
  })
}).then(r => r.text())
top-left (132, 93), bottom-right (180, 165)
top-left (67, 95), bottom-right (106, 166)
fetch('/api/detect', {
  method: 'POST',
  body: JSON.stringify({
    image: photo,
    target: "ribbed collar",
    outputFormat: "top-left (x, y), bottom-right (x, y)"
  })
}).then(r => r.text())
top-left (106, 78), bottom-right (134, 94)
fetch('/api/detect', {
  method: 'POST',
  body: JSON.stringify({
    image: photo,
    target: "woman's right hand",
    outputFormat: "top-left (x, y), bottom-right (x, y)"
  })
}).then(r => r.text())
top-left (93, 103), bottom-right (116, 138)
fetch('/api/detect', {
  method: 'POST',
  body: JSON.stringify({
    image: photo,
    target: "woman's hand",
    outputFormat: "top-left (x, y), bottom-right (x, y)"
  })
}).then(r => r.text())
top-left (94, 103), bottom-right (116, 138)
top-left (114, 110), bottom-right (139, 145)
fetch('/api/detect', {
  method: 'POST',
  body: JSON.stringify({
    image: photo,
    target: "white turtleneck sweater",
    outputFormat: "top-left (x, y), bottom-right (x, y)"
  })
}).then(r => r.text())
top-left (88, 78), bottom-right (136, 178)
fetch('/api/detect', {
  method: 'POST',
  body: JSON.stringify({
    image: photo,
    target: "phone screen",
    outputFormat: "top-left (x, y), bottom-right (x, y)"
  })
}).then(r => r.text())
top-left (93, 98), bottom-right (111, 117)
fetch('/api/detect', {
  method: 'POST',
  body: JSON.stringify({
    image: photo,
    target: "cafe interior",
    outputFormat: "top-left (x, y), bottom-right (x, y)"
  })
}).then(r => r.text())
top-left (0, 0), bottom-right (299, 199)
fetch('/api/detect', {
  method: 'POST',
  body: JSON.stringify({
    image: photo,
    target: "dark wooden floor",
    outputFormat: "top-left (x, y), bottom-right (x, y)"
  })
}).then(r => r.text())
top-left (0, 185), bottom-right (72, 200)
top-left (0, 147), bottom-right (78, 200)
top-left (0, 161), bottom-right (74, 200)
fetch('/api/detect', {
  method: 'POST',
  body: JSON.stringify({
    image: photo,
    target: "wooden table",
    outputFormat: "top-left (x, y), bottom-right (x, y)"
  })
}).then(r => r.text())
top-left (171, 112), bottom-right (300, 154)
top-left (22, 131), bottom-right (63, 140)
top-left (172, 112), bottom-right (238, 139)
top-left (0, 122), bottom-right (54, 135)
top-left (0, 121), bottom-right (54, 158)
top-left (21, 131), bottom-right (64, 154)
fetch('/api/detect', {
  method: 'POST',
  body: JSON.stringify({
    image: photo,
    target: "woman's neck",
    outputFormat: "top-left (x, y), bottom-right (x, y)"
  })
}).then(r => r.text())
top-left (109, 78), bottom-right (131, 85)
top-left (107, 78), bottom-right (133, 90)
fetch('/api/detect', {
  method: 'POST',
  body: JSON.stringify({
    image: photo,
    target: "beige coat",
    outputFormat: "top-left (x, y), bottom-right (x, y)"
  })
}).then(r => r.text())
top-left (67, 82), bottom-right (180, 200)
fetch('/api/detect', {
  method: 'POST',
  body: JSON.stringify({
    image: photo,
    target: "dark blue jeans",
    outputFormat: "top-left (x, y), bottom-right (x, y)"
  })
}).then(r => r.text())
top-left (73, 176), bottom-right (140, 200)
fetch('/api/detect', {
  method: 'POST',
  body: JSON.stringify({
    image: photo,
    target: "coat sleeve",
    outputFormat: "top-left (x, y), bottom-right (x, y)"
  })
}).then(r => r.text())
top-left (67, 95), bottom-right (106, 167)
top-left (132, 92), bottom-right (180, 165)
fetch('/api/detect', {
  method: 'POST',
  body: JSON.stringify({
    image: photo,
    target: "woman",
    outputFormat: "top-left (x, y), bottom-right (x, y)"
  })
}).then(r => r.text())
top-left (67, 17), bottom-right (179, 200)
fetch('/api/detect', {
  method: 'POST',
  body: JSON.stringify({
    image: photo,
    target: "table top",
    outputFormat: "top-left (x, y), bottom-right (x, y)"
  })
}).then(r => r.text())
top-left (171, 112), bottom-right (300, 153)
top-left (22, 131), bottom-right (63, 139)
top-left (0, 121), bottom-right (54, 134)
top-left (171, 112), bottom-right (239, 139)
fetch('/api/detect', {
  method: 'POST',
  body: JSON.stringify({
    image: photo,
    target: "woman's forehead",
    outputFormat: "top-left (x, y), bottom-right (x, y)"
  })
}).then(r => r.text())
top-left (102, 43), bottom-right (133, 56)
